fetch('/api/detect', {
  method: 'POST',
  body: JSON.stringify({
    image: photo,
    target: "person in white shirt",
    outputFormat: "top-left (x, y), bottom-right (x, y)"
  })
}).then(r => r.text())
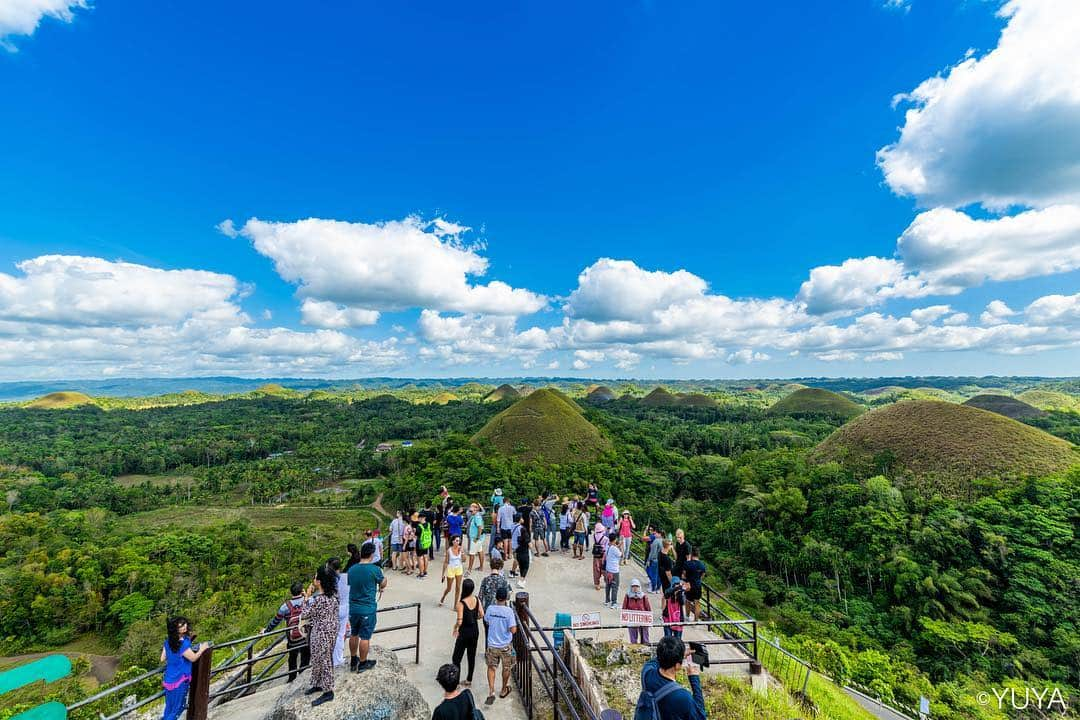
top-left (389, 511), bottom-right (406, 571)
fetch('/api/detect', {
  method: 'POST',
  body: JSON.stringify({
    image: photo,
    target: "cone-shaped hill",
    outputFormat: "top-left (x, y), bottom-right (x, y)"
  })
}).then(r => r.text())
top-left (250, 383), bottom-right (299, 398)
top-left (471, 388), bottom-right (609, 463)
top-left (813, 400), bottom-right (1077, 497)
top-left (677, 393), bottom-right (719, 408)
top-left (429, 392), bottom-right (459, 405)
top-left (768, 388), bottom-right (863, 419)
top-left (484, 384), bottom-right (522, 402)
top-left (26, 391), bottom-right (95, 409)
top-left (641, 387), bottom-right (679, 406)
top-left (963, 394), bottom-right (1045, 419)
top-left (1018, 389), bottom-right (1080, 413)
top-left (586, 386), bottom-right (617, 403)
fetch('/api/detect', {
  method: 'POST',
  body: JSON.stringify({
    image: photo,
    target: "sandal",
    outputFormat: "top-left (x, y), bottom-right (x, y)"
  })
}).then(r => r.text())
top-left (500, 687), bottom-right (512, 699)
top-left (485, 695), bottom-right (496, 706)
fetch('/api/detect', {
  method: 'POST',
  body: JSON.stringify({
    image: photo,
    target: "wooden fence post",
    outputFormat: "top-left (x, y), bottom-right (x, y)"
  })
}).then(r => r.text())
top-left (186, 644), bottom-right (212, 720)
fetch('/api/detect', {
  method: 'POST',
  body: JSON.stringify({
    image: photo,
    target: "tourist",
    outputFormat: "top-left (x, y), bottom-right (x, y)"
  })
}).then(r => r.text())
top-left (591, 522), bottom-right (609, 591)
top-left (618, 510), bottom-right (636, 565)
top-left (402, 515), bottom-right (417, 574)
top-left (484, 585), bottom-right (518, 706)
top-left (530, 500), bottom-right (549, 556)
top-left (361, 529), bottom-right (383, 568)
top-left (682, 549), bottom-right (707, 621)
top-left (262, 581), bottom-right (311, 682)
top-left (302, 563), bottom-right (340, 707)
top-left (604, 532), bottom-right (622, 609)
top-left (478, 557), bottom-right (510, 614)
top-left (662, 581), bottom-right (688, 639)
top-left (389, 511), bottom-right (406, 571)
top-left (645, 527), bottom-right (662, 593)
top-left (622, 578), bottom-right (651, 645)
top-left (658, 539), bottom-right (675, 594)
top-left (432, 663), bottom-right (477, 720)
top-left (638, 636), bottom-right (706, 720)
top-left (420, 502), bottom-right (437, 560)
top-left (432, 502), bottom-right (444, 554)
top-left (511, 512), bottom-right (530, 588)
top-left (329, 558), bottom-right (350, 667)
top-left (572, 502), bottom-right (589, 559)
top-left (490, 487), bottom-right (504, 509)
top-left (160, 616), bottom-right (210, 720)
top-left (496, 496), bottom-right (516, 561)
top-left (440, 535), bottom-right (465, 607)
top-left (466, 502), bottom-right (486, 574)
top-left (451, 578), bottom-right (484, 687)
top-left (416, 512), bottom-right (433, 578)
top-left (559, 501), bottom-right (571, 551)
top-left (585, 482), bottom-right (600, 511)
top-left (673, 529), bottom-right (691, 580)
top-left (345, 543), bottom-right (362, 570)
top-left (446, 505), bottom-right (464, 546)
top-left (601, 499), bottom-right (617, 531)
top-left (347, 542), bottom-right (387, 672)
top-left (544, 493), bottom-right (560, 552)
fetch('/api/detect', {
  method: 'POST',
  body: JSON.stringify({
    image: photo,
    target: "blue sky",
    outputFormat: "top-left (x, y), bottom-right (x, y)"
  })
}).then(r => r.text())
top-left (1, 0), bottom-right (1078, 380)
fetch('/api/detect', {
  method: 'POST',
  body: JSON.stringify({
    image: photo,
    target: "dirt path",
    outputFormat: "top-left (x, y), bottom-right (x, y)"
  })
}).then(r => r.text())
top-left (369, 492), bottom-right (388, 518)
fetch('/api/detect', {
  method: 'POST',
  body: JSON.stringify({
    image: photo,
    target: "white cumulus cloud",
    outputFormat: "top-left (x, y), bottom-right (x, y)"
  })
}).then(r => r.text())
top-left (0, 0), bottom-right (87, 51)
top-left (877, 0), bottom-right (1080, 210)
top-left (231, 216), bottom-right (547, 318)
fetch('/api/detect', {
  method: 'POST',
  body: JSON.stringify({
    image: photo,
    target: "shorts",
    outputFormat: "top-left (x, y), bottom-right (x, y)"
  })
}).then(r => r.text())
top-left (485, 644), bottom-right (513, 669)
top-left (574, 532), bottom-right (586, 545)
top-left (416, 544), bottom-right (429, 557)
top-left (446, 565), bottom-right (463, 578)
top-left (349, 611), bottom-right (377, 640)
top-left (686, 586), bottom-right (702, 601)
top-left (499, 529), bottom-right (512, 541)
top-left (532, 528), bottom-right (544, 540)
top-left (469, 536), bottom-right (486, 555)
top-left (391, 542), bottom-right (403, 553)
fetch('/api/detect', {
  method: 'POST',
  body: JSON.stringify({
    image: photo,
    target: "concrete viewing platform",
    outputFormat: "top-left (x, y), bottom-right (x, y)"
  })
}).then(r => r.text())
top-left (216, 547), bottom-right (752, 720)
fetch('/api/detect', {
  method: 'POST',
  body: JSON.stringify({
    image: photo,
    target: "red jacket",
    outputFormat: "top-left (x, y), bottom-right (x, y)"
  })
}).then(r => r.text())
top-left (622, 594), bottom-right (652, 612)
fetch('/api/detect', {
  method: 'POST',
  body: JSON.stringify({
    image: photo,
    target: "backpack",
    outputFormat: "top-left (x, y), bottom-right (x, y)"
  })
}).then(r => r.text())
top-left (592, 537), bottom-right (606, 558)
top-left (285, 599), bottom-right (306, 643)
top-left (633, 661), bottom-right (681, 720)
top-left (419, 523), bottom-right (433, 549)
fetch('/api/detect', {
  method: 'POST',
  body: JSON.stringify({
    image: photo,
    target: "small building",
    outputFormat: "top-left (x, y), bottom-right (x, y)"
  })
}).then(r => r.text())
top-left (401, 440), bottom-right (414, 448)
top-left (375, 442), bottom-right (394, 453)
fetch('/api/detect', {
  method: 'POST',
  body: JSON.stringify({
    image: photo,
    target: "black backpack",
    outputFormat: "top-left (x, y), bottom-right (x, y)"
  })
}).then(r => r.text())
top-left (592, 539), bottom-right (605, 558)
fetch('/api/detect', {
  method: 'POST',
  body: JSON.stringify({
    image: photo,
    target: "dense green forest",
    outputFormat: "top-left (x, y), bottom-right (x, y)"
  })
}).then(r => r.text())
top-left (1, 387), bottom-right (1077, 720)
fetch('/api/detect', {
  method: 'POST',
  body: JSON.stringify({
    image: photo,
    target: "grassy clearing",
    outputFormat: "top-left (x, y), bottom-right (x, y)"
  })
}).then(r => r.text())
top-left (114, 473), bottom-right (196, 488)
top-left (114, 505), bottom-right (379, 532)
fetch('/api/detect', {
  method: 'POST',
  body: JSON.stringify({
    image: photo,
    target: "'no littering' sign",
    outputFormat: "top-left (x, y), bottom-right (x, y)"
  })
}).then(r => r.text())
top-left (620, 610), bottom-right (652, 626)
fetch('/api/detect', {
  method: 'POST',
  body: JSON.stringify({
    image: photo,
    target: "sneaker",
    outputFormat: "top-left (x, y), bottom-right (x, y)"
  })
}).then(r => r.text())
top-left (311, 691), bottom-right (334, 707)
top-left (518, 579), bottom-right (527, 588)
top-left (349, 656), bottom-right (359, 672)
top-left (358, 659), bottom-right (377, 671)
top-left (509, 571), bottom-right (518, 578)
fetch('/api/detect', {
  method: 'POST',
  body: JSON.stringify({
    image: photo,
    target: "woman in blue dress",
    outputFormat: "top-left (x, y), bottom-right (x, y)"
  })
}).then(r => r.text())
top-left (161, 616), bottom-right (211, 720)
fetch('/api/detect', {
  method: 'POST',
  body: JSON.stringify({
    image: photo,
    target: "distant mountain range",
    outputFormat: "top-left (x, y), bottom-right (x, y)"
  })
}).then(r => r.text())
top-left (0, 375), bottom-right (1076, 402)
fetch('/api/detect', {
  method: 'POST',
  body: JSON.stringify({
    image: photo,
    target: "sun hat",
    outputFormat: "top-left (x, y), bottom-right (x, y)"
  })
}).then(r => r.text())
top-left (606, 499), bottom-right (614, 505)
top-left (622, 510), bottom-right (630, 516)
top-left (494, 488), bottom-right (503, 496)
top-left (630, 578), bottom-right (641, 587)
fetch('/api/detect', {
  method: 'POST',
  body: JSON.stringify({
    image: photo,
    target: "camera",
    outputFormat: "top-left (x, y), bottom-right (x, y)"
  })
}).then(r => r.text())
top-left (689, 641), bottom-right (710, 668)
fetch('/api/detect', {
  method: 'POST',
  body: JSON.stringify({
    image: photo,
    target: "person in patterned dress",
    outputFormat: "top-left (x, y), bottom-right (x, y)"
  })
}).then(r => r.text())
top-left (302, 563), bottom-right (341, 706)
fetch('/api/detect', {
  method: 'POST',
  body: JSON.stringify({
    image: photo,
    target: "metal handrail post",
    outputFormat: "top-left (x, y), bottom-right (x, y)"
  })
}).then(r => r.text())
top-left (415, 602), bottom-right (421, 665)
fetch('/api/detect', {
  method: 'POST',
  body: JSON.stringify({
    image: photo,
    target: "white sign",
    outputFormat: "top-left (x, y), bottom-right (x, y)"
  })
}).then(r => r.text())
top-left (919, 696), bottom-right (930, 717)
top-left (571, 612), bottom-right (601, 629)
top-left (620, 610), bottom-right (652, 626)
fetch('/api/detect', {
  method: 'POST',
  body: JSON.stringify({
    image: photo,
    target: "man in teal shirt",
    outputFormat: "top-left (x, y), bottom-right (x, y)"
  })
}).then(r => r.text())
top-left (347, 543), bottom-right (386, 672)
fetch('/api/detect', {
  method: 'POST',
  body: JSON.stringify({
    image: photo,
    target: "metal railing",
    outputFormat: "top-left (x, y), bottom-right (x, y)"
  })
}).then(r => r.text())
top-left (512, 592), bottom-right (605, 720)
top-left (65, 601), bottom-right (421, 720)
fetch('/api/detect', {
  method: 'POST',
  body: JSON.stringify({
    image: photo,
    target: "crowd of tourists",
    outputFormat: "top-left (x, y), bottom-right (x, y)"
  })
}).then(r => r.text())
top-left (160, 482), bottom-right (708, 719)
